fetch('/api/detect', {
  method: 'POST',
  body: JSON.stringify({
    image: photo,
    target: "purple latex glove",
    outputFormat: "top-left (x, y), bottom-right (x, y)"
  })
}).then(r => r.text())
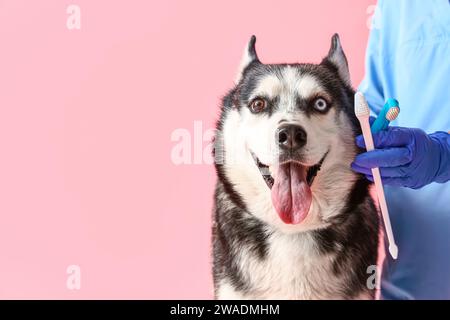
top-left (351, 125), bottom-right (450, 189)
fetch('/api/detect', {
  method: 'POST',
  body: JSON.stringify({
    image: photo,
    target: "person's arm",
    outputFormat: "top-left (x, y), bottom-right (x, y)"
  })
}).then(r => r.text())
top-left (429, 131), bottom-right (450, 184)
top-left (358, 3), bottom-right (385, 116)
top-left (352, 127), bottom-right (450, 189)
top-left (354, 2), bottom-right (450, 189)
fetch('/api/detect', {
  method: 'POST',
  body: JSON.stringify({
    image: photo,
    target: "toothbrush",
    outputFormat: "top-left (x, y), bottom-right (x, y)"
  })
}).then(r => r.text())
top-left (354, 92), bottom-right (398, 260)
top-left (371, 98), bottom-right (400, 133)
top-left (383, 105), bottom-right (400, 127)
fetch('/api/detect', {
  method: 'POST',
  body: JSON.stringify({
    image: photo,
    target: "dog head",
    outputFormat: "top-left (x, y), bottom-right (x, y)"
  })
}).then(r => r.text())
top-left (215, 34), bottom-right (360, 233)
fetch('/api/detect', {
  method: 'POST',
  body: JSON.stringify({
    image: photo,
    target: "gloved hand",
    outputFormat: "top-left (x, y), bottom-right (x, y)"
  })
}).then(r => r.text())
top-left (351, 125), bottom-right (450, 189)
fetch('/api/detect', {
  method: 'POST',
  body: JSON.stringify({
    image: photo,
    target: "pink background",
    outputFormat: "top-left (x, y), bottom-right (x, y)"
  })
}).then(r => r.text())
top-left (0, 0), bottom-right (376, 299)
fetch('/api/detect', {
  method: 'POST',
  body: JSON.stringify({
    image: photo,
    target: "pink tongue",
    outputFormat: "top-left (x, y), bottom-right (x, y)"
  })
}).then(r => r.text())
top-left (271, 162), bottom-right (312, 224)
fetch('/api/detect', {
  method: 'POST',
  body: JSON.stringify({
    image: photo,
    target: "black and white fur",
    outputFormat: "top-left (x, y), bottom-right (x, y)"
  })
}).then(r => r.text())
top-left (212, 34), bottom-right (379, 300)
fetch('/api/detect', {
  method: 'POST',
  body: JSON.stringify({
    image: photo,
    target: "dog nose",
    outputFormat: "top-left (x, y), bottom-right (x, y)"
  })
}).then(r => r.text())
top-left (276, 124), bottom-right (307, 151)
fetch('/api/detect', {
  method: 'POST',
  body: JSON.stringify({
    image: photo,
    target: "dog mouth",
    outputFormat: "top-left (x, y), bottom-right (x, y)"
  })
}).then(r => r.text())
top-left (251, 152), bottom-right (328, 190)
top-left (251, 150), bottom-right (328, 225)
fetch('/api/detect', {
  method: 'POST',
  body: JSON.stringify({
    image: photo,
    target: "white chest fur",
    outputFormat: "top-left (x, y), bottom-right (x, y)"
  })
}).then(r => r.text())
top-left (217, 231), bottom-right (369, 300)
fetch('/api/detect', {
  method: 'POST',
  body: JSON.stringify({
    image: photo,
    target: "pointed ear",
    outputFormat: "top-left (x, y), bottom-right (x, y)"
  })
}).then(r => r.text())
top-left (235, 35), bottom-right (260, 84)
top-left (323, 34), bottom-right (351, 85)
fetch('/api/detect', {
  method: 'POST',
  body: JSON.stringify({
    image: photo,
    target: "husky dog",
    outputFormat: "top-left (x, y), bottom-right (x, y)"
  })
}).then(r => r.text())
top-left (212, 34), bottom-right (379, 300)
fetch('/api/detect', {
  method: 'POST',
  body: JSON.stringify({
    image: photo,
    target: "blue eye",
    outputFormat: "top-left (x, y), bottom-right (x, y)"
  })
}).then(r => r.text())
top-left (314, 98), bottom-right (328, 111)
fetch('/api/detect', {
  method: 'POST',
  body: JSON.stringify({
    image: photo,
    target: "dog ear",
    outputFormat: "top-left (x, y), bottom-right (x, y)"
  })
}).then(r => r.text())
top-left (323, 34), bottom-right (351, 85)
top-left (235, 35), bottom-right (260, 84)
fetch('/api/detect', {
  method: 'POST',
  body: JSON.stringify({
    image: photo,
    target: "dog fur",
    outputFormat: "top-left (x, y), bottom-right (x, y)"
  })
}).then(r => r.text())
top-left (212, 34), bottom-right (379, 300)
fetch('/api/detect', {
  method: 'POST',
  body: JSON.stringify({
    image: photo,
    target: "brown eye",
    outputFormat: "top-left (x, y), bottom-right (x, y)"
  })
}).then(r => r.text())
top-left (249, 98), bottom-right (267, 113)
top-left (313, 97), bottom-right (328, 112)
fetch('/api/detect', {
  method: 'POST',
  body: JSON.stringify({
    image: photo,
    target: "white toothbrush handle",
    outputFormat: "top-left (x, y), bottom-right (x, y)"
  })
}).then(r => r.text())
top-left (371, 167), bottom-right (398, 259)
top-left (361, 119), bottom-right (398, 259)
top-left (361, 123), bottom-right (375, 150)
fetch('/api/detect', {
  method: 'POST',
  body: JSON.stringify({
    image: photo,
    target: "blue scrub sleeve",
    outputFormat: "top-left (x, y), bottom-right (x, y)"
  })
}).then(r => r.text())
top-left (358, 4), bottom-right (386, 115)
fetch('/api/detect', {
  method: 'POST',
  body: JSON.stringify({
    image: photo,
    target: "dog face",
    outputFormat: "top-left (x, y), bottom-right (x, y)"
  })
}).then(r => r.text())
top-left (216, 34), bottom-right (360, 233)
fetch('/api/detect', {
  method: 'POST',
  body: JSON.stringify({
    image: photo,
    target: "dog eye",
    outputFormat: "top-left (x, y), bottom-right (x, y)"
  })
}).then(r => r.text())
top-left (249, 98), bottom-right (267, 113)
top-left (313, 98), bottom-right (328, 112)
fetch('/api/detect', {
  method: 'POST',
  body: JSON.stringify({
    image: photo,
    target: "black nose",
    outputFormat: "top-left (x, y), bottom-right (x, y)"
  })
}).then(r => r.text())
top-left (276, 124), bottom-right (307, 151)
